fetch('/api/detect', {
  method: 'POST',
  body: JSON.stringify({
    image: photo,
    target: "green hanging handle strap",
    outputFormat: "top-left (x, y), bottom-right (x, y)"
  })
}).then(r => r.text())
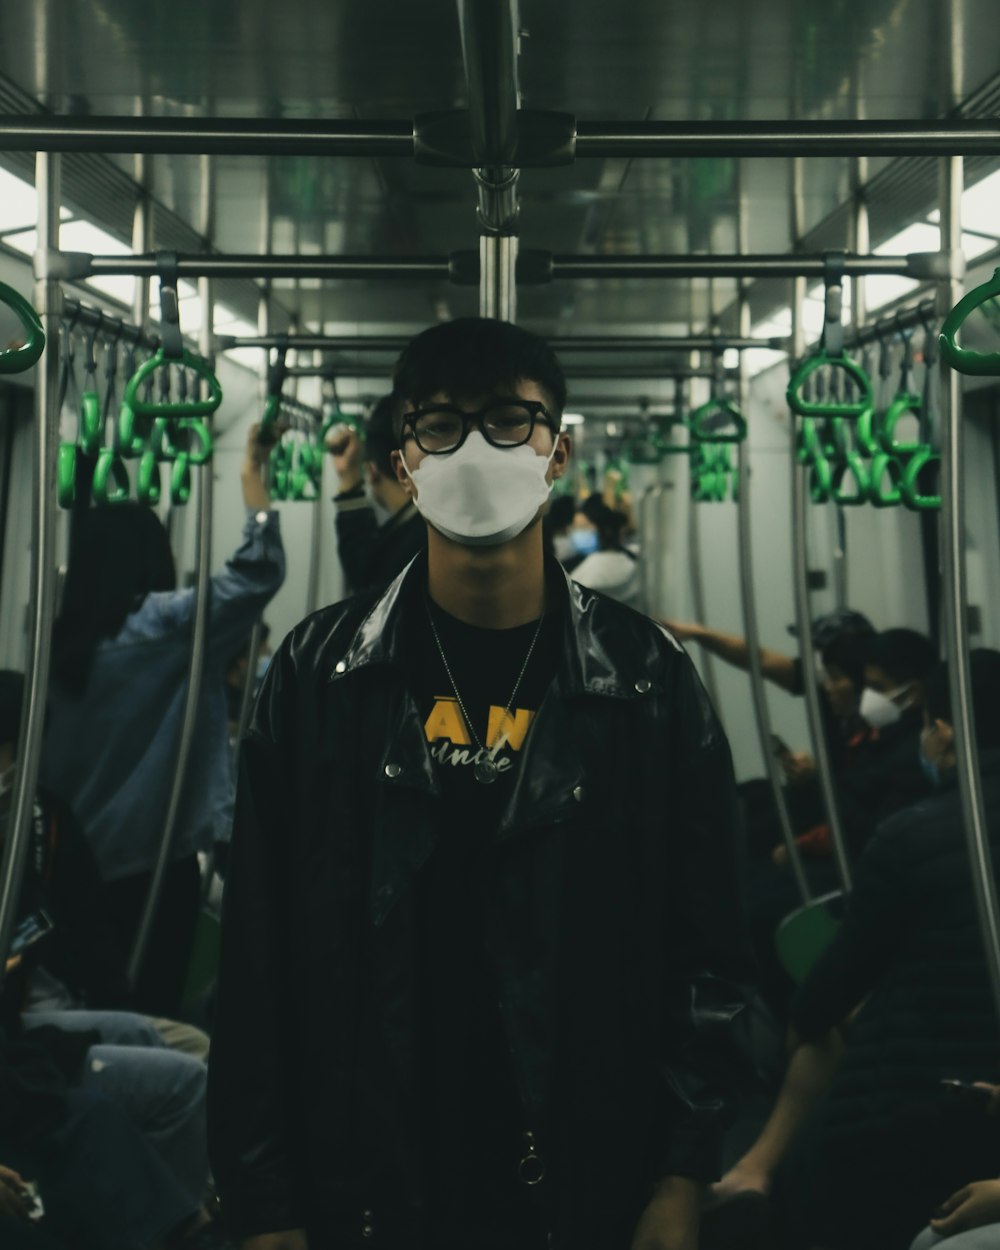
top-left (122, 256), bottom-right (222, 417)
top-left (939, 266), bottom-right (1000, 376)
top-left (787, 253), bottom-right (873, 419)
top-left (0, 281), bottom-right (45, 374)
top-left (878, 324), bottom-right (924, 454)
top-left (57, 443), bottom-right (78, 509)
top-left (688, 396), bottom-right (747, 444)
top-left (91, 447), bottom-right (131, 505)
top-left (830, 451), bottom-right (870, 506)
top-left (260, 340), bottom-right (289, 438)
top-left (77, 317), bottom-right (103, 456)
top-left (136, 450), bottom-right (162, 506)
top-left (900, 445), bottom-right (941, 512)
top-left (868, 452), bottom-right (904, 508)
top-left (123, 347), bottom-right (223, 418)
top-left (169, 454), bottom-right (192, 506)
top-left (148, 416), bottom-right (214, 466)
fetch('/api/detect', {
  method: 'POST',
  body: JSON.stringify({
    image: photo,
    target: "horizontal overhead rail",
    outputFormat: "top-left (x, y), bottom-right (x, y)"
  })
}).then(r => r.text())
top-left (39, 248), bottom-right (952, 285)
top-left (215, 332), bottom-right (790, 352)
top-left (285, 363), bottom-right (730, 381)
top-left (547, 252), bottom-right (954, 280)
top-left (573, 118), bottom-right (1000, 158)
top-left (0, 115), bottom-right (416, 156)
top-left (62, 296), bottom-right (158, 351)
top-left (3, 115), bottom-right (1000, 160)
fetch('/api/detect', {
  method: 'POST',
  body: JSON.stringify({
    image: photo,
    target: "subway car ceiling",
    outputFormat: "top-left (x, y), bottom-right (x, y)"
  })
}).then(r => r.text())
top-left (1, 0), bottom-right (1000, 377)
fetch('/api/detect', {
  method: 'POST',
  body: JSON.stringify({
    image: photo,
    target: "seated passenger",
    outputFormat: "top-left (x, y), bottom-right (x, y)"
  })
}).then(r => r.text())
top-left (712, 649), bottom-right (1000, 1250)
top-left (40, 424), bottom-right (286, 1018)
top-left (570, 502), bottom-right (643, 610)
top-left (541, 491), bottom-right (578, 566)
top-left (328, 394), bottom-right (426, 593)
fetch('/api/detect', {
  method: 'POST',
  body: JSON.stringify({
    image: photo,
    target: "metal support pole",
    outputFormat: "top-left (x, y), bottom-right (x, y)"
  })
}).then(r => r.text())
top-left (938, 153), bottom-right (1000, 1031)
top-left (0, 152), bottom-right (63, 972)
top-left (790, 276), bottom-right (853, 894)
top-left (735, 288), bottom-right (810, 905)
top-left (305, 346), bottom-right (325, 617)
top-left (735, 169), bottom-right (810, 903)
top-left (131, 155), bottom-right (153, 333)
top-left (128, 265), bottom-right (216, 983)
top-left (480, 233), bottom-right (518, 321)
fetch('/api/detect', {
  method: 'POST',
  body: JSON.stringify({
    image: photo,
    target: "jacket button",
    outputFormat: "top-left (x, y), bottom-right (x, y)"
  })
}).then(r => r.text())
top-left (573, 785), bottom-right (585, 803)
top-left (384, 762), bottom-right (402, 779)
top-left (335, 660), bottom-right (347, 674)
top-left (634, 678), bottom-right (652, 694)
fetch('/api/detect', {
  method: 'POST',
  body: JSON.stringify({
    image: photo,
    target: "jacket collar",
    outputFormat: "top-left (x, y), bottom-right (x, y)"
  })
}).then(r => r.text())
top-left (333, 551), bottom-right (670, 701)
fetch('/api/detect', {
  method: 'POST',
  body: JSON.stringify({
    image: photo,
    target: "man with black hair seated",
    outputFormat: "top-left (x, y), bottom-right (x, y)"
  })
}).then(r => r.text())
top-left (328, 394), bottom-right (426, 592)
top-left (746, 648), bottom-right (1000, 1250)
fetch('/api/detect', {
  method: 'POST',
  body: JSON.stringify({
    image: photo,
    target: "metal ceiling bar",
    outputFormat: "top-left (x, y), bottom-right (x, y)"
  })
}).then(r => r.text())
top-left (215, 333), bottom-right (790, 352)
top-left (548, 253), bottom-right (938, 279)
top-left (41, 250), bottom-right (936, 284)
top-left (283, 364), bottom-right (725, 380)
top-left (0, 115), bottom-right (416, 155)
top-left (573, 118), bottom-right (1000, 157)
top-left (937, 153), bottom-right (1000, 1032)
top-left (0, 153), bottom-right (63, 973)
top-left (62, 296), bottom-right (158, 351)
top-left (4, 115), bottom-right (1000, 159)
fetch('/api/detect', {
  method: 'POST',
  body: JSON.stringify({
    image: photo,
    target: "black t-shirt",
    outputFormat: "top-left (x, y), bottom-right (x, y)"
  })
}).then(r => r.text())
top-left (411, 596), bottom-right (560, 1246)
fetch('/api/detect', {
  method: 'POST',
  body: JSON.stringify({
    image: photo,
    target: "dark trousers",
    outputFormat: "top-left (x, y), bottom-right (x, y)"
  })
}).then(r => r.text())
top-left (104, 854), bottom-right (201, 1018)
top-left (0, 1090), bottom-right (196, 1250)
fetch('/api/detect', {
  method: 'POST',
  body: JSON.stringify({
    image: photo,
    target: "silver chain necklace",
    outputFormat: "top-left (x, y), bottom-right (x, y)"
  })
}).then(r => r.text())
top-left (425, 598), bottom-right (546, 785)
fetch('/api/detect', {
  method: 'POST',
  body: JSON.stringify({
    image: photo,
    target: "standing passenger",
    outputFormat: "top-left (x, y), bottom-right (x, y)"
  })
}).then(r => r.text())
top-left (41, 424), bottom-right (285, 1017)
top-left (209, 318), bottom-right (751, 1250)
top-left (328, 394), bottom-right (425, 593)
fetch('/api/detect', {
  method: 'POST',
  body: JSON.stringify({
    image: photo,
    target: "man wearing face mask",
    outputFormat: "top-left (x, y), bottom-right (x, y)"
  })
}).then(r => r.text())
top-left (208, 318), bottom-right (752, 1250)
top-left (328, 394), bottom-right (426, 594)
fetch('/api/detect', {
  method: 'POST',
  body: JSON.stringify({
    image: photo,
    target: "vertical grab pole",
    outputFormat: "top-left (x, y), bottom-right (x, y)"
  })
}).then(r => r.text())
top-left (938, 154), bottom-right (1000, 1029)
top-left (789, 158), bottom-right (853, 894)
top-left (128, 188), bottom-right (217, 986)
top-left (0, 153), bottom-right (63, 970)
top-left (306, 346), bottom-right (324, 616)
top-left (734, 167), bottom-right (810, 904)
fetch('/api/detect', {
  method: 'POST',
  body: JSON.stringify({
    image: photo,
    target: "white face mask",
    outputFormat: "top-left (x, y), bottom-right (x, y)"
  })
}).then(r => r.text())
top-left (402, 432), bottom-right (558, 547)
top-left (859, 683), bottom-right (910, 729)
top-left (553, 533), bottom-right (576, 563)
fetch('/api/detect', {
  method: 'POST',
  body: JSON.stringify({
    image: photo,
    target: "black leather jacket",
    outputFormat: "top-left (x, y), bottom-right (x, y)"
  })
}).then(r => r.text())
top-left (208, 558), bottom-right (752, 1249)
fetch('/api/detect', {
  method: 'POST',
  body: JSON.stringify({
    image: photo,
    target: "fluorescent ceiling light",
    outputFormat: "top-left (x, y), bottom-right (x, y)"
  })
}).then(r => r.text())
top-left (562, 412), bottom-right (585, 425)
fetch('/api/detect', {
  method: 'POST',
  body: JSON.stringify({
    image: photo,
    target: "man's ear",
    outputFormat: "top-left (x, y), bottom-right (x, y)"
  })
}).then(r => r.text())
top-left (549, 433), bottom-right (572, 482)
top-left (366, 462), bottom-right (380, 488)
top-left (391, 448), bottom-right (415, 498)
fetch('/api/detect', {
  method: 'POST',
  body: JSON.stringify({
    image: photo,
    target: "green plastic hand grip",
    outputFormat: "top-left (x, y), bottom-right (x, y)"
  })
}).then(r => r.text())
top-left (260, 393), bottom-right (281, 437)
top-left (170, 455), bottom-right (192, 506)
top-left (868, 453), bottom-right (904, 508)
top-left (118, 401), bottom-right (147, 459)
top-left (900, 446), bottom-right (941, 512)
top-left (786, 351), bottom-right (873, 418)
top-left (92, 448), bottom-right (131, 505)
top-left (79, 391), bottom-right (103, 456)
top-left (0, 282), bottom-right (45, 375)
top-left (830, 452), bottom-right (870, 506)
top-left (123, 348), bottom-right (223, 418)
top-left (853, 407), bottom-right (880, 456)
top-left (136, 450), bottom-right (162, 506)
top-left (878, 393), bottom-right (925, 454)
top-left (807, 455), bottom-right (834, 504)
top-left (939, 267), bottom-right (1000, 376)
top-left (689, 398), bottom-right (747, 444)
top-left (57, 443), bottom-right (78, 509)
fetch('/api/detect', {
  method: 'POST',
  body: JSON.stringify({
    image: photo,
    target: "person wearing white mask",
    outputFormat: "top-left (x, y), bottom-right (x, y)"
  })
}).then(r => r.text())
top-left (209, 317), bottom-right (752, 1250)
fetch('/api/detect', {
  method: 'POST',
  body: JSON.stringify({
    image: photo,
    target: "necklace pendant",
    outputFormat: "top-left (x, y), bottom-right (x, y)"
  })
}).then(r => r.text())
top-left (474, 758), bottom-right (499, 785)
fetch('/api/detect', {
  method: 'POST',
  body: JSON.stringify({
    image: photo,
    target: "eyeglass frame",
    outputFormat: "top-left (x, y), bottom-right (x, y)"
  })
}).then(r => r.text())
top-left (400, 398), bottom-right (560, 456)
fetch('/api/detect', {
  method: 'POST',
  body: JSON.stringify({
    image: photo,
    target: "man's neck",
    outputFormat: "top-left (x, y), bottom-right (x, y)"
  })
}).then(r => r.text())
top-left (426, 525), bottom-right (547, 629)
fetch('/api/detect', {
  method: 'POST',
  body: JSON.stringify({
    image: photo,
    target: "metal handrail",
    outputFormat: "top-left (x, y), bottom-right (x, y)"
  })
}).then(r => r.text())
top-left (0, 154), bottom-right (62, 973)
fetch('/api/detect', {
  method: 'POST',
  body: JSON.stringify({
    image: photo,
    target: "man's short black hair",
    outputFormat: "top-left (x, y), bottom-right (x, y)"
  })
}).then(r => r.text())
top-left (363, 395), bottom-right (398, 479)
top-left (391, 317), bottom-right (567, 441)
top-left (864, 628), bottom-right (937, 685)
top-left (926, 649), bottom-right (1000, 749)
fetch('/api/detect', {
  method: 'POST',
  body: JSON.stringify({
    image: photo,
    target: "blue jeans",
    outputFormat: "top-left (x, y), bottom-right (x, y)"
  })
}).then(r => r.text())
top-left (22, 1009), bottom-right (208, 1203)
top-left (0, 1089), bottom-right (197, 1250)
